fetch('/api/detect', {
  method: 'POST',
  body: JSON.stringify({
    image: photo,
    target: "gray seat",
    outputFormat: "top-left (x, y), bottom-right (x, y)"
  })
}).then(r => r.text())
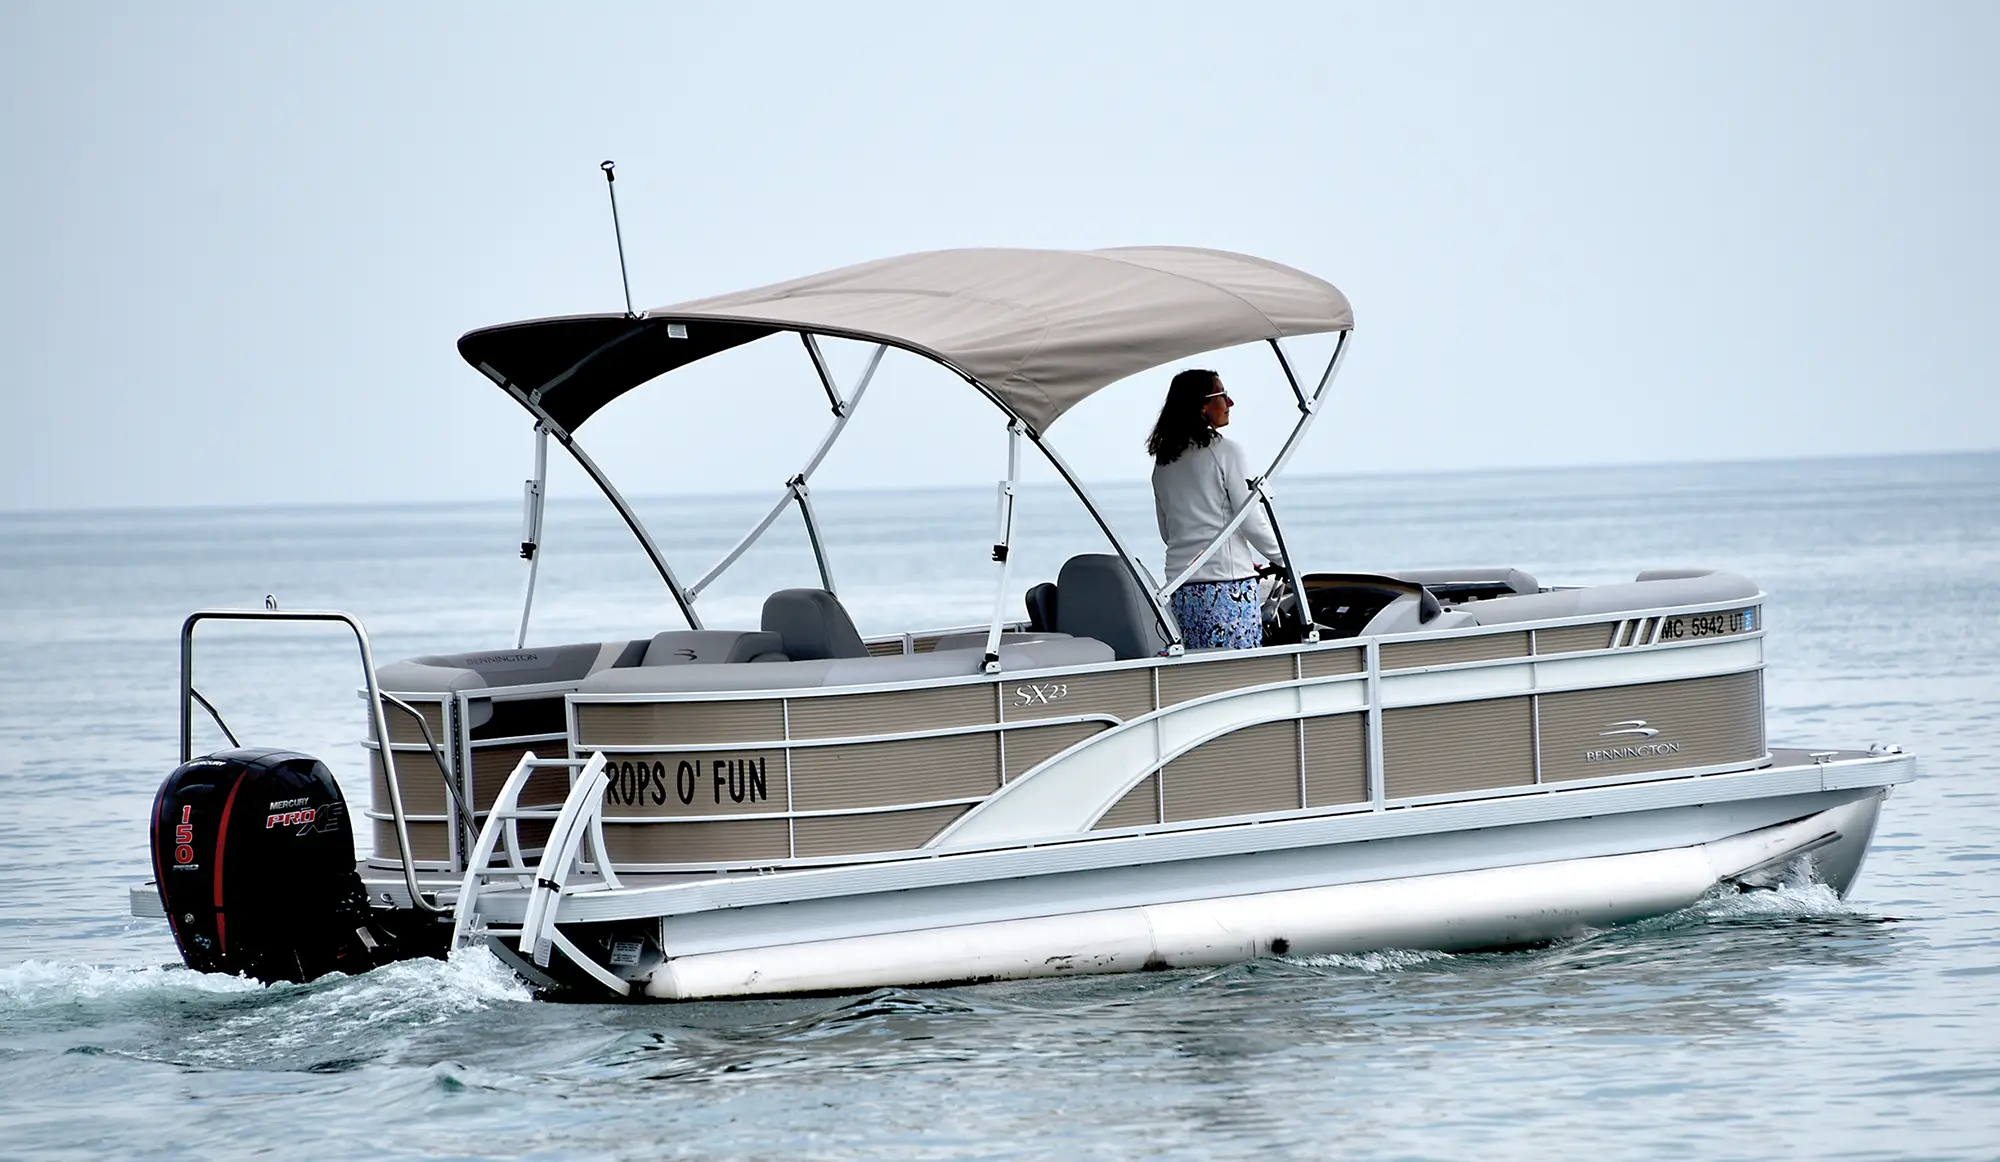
top-left (641, 630), bottom-right (787, 665)
top-left (1054, 554), bottom-right (1172, 661)
top-left (1391, 567), bottom-right (1539, 601)
top-left (761, 588), bottom-right (869, 661)
top-left (577, 637), bottom-right (1117, 696)
top-left (1025, 582), bottom-right (1059, 633)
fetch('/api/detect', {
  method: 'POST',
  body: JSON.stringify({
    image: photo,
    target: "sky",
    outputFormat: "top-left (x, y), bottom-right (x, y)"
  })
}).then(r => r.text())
top-left (2, 2), bottom-right (1995, 512)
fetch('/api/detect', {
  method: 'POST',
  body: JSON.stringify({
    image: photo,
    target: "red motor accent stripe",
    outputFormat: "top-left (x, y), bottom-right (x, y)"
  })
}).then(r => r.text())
top-left (211, 770), bottom-right (248, 955)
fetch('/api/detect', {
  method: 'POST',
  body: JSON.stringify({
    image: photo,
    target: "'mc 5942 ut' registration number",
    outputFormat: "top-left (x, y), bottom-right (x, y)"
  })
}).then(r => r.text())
top-left (1656, 610), bottom-right (1747, 640)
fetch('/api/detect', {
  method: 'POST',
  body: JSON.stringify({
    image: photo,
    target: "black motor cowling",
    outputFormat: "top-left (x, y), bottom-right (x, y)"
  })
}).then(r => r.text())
top-left (151, 748), bottom-right (422, 983)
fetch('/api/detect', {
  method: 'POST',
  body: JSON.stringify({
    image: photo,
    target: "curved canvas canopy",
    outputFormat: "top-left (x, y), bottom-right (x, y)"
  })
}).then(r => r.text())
top-left (460, 246), bottom-right (1352, 434)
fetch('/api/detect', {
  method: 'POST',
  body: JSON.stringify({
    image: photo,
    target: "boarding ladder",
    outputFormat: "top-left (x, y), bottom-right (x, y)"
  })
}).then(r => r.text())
top-left (451, 750), bottom-right (633, 995)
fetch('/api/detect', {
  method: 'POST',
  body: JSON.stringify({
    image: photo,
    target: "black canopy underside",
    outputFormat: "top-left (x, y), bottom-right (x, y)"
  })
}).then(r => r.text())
top-left (458, 315), bottom-right (779, 434)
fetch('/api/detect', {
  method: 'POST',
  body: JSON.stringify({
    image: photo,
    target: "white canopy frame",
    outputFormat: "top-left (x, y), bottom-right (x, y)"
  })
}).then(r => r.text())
top-left (494, 325), bottom-right (1349, 657)
top-left (491, 384), bottom-right (706, 632)
top-left (686, 339), bottom-right (887, 600)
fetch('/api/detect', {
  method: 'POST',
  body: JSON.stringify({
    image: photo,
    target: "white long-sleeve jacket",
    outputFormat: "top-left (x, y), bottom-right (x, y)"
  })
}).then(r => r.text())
top-left (1152, 434), bottom-right (1284, 585)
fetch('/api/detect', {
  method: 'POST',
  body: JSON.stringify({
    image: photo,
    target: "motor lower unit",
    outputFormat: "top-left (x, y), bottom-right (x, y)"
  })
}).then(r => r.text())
top-left (150, 748), bottom-right (439, 983)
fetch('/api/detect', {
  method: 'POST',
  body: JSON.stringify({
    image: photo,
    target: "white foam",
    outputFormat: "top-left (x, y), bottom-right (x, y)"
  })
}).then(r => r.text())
top-left (0, 958), bottom-right (264, 1009)
top-left (1691, 877), bottom-right (1860, 921)
top-left (1287, 947), bottom-right (1454, 972)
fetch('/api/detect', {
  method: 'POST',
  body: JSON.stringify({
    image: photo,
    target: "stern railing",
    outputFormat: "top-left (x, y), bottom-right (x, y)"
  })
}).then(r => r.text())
top-left (180, 608), bottom-right (447, 915)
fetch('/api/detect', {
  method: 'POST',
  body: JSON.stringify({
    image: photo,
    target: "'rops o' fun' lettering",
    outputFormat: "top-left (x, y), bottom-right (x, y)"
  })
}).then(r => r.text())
top-left (605, 760), bottom-right (669, 807)
top-left (604, 757), bottom-right (770, 808)
top-left (713, 758), bottom-right (769, 805)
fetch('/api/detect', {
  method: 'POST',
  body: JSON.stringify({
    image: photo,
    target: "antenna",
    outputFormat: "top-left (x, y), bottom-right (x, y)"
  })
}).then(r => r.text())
top-left (600, 160), bottom-right (635, 317)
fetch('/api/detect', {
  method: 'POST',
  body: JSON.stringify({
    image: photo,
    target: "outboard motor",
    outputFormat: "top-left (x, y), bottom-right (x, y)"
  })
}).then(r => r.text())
top-left (150, 748), bottom-right (421, 983)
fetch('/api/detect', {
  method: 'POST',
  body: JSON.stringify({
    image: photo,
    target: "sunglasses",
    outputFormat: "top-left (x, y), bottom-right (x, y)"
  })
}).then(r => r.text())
top-left (1205, 390), bottom-right (1234, 406)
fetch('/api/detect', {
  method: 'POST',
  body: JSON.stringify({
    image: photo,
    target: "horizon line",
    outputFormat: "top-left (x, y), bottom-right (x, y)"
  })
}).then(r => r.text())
top-left (2, 445), bottom-right (1994, 521)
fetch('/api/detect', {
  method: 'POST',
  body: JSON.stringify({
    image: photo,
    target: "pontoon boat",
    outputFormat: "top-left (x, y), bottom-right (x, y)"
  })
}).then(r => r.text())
top-left (136, 246), bottom-right (1911, 999)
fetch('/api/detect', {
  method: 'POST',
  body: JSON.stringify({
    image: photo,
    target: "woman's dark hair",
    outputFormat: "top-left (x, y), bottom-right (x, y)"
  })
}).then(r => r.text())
top-left (1146, 368), bottom-right (1221, 465)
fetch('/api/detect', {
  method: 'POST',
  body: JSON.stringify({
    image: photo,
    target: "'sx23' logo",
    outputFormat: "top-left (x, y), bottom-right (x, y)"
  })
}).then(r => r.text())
top-left (1014, 682), bottom-right (1070, 707)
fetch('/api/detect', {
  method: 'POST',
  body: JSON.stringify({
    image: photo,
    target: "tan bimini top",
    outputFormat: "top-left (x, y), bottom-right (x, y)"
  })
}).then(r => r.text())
top-left (459, 246), bottom-right (1353, 435)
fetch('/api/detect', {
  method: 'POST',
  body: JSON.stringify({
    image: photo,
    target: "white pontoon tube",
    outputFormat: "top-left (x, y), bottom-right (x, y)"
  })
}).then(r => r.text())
top-left (643, 795), bottom-right (1875, 1000)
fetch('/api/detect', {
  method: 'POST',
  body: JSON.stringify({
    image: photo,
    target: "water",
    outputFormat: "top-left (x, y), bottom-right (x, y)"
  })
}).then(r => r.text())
top-left (2, 452), bottom-right (1996, 1160)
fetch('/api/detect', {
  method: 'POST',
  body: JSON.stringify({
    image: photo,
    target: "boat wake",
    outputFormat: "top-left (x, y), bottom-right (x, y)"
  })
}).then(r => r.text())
top-left (0, 947), bottom-right (531, 1073)
top-left (0, 956), bottom-right (265, 1011)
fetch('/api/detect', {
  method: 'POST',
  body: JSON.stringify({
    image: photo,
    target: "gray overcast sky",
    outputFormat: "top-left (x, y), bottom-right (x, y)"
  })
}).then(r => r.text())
top-left (2, 2), bottom-right (1994, 511)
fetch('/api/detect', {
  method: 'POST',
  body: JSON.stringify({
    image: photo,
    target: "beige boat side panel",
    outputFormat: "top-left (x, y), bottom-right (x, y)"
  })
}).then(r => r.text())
top-left (503, 817), bottom-right (555, 853)
top-left (1381, 631), bottom-right (1529, 670)
top-left (1539, 671), bottom-right (1763, 782)
top-left (480, 754), bottom-right (569, 812)
top-left (371, 750), bottom-right (451, 816)
top-left (471, 743), bottom-right (571, 810)
top-left (1535, 623), bottom-right (1615, 653)
top-left (1004, 720), bottom-right (1108, 782)
top-left (600, 818), bottom-right (790, 865)
top-left (370, 819), bottom-right (451, 864)
top-left (1383, 697), bottom-right (1534, 799)
top-left (576, 699), bottom-right (786, 747)
top-left (1093, 773), bottom-right (1161, 830)
top-left (791, 734), bottom-right (1000, 811)
top-left (789, 684), bottom-right (994, 740)
top-left (1299, 646), bottom-right (1363, 678)
top-left (1303, 713), bottom-right (1368, 806)
top-left (379, 698), bottom-right (446, 745)
top-left (793, 804), bottom-right (969, 858)
top-left (1163, 721), bottom-right (1301, 823)
top-left (1002, 668), bottom-right (1152, 723)
top-left (595, 751), bottom-right (788, 816)
top-left (1157, 654), bottom-right (1296, 706)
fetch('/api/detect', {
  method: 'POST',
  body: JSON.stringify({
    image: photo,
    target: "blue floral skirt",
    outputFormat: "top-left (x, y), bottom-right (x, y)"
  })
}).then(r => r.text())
top-left (1170, 578), bottom-right (1263, 650)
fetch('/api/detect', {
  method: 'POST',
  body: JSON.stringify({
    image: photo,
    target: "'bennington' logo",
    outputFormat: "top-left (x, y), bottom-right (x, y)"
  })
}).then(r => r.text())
top-left (1599, 719), bottom-right (1659, 738)
top-left (1586, 719), bottom-right (1680, 762)
top-left (463, 651), bottom-right (540, 666)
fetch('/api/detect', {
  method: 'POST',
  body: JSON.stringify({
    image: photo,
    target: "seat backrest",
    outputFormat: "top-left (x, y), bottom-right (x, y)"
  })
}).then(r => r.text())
top-left (1054, 554), bottom-right (1171, 661)
top-left (761, 588), bottom-right (869, 660)
top-left (1024, 582), bottom-right (1059, 633)
top-left (641, 630), bottom-right (787, 666)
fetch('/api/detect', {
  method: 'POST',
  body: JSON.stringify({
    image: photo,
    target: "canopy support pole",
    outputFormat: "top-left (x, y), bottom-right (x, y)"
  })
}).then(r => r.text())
top-left (1158, 332), bottom-right (1350, 601)
top-left (515, 424), bottom-right (550, 648)
top-left (688, 341), bottom-right (887, 598)
top-left (1268, 338), bottom-right (1314, 415)
top-left (801, 333), bottom-right (847, 416)
top-left (1025, 432), bottom-right (1184, 656)
top-left (794, 477), bottom-right (836, 595)
top-left (562, 430), bottom-right (703, 630)
top-left (982, 422), bottom-right (1025, 673)
top-left (1259, 486), bottom-right (1316, 644)
top-left (486, 378), bottom-right (703, 630)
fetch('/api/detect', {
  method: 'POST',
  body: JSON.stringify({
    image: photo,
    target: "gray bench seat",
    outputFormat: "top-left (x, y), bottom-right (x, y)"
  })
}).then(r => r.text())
top-left (1461, 569), bottom-right (1758, 627)
top-left (376, 639), bottom-right (644, 696)
top-left (576, 637), bottom-right (1114, 695)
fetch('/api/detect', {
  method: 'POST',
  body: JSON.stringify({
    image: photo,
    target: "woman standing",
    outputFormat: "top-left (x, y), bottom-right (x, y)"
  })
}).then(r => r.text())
top-left (1148, 368), bottom-right (1285, 650)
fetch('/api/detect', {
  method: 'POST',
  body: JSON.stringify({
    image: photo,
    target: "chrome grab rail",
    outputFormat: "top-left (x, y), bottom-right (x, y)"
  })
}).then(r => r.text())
top-left (179, 609), bottom-right (444, 915)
